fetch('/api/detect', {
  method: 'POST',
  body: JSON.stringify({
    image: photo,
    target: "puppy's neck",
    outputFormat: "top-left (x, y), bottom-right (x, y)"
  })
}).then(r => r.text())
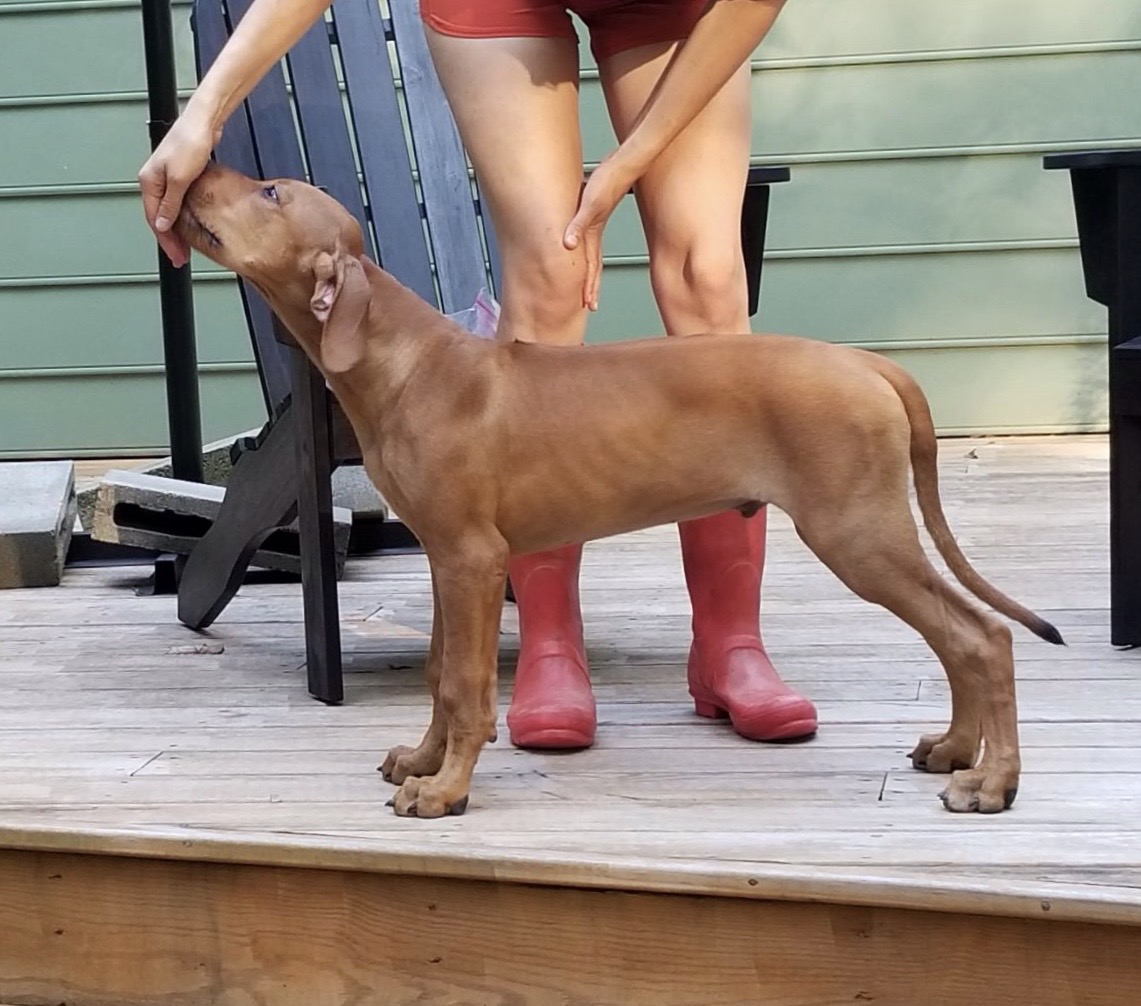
top-left (354, 256), bottom-right (481, 378)
top-left (311, 257), bottom-right (488, 442)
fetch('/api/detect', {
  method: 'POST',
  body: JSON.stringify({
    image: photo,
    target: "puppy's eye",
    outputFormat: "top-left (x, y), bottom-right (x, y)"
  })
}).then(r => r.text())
top-left (262, 185), bottom-right (280, 203)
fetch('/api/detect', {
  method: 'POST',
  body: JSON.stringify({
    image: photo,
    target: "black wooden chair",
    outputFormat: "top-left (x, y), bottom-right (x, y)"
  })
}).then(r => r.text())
top-left (1045, 150), bottom-right (1141, 647)
top-left (180, 0), bottom-right (792, 703)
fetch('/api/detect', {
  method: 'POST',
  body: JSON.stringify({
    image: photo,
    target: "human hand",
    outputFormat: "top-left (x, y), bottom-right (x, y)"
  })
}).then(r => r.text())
top-left (563, 154), bottom-right (637, 311)
top-left (138, 108), bottom-right (220, 267)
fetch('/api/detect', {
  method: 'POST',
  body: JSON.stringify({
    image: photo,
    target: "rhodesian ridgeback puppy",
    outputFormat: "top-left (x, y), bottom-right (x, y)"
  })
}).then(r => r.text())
top-left (176, 164), bottom-right (1063, 818)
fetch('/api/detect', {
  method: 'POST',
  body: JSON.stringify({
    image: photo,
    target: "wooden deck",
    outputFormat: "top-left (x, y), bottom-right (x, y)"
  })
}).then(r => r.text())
top-left (2, 435), bottom-right (1139, 1004)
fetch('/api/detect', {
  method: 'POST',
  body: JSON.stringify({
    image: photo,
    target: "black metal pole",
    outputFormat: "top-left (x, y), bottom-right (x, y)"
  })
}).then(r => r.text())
top-left (141, 0), bottom-right (204, 483)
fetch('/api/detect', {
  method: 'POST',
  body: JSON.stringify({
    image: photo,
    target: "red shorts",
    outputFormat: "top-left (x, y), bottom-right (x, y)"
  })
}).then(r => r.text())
top-left (419, 0), bottom-right (709, 61)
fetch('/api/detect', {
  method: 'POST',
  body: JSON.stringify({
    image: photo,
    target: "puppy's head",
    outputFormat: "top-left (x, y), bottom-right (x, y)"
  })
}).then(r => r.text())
top-left (177, 164), bottom-right (370, 372)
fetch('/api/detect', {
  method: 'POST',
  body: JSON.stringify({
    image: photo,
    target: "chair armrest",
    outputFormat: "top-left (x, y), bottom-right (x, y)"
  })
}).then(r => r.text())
top-left (1045, 149), bottom-right (1141, 171)
top-left (742, 164), bottom-right (791, 319)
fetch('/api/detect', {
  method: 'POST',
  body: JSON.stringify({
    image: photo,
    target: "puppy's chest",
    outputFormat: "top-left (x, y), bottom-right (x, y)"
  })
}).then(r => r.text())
top-left (360, 454), bottom-right (414, 527)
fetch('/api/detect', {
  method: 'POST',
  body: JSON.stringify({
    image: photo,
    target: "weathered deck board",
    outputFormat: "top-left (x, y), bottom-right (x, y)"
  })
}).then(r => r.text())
top-left (0, 435), bottom-right (1139, 929)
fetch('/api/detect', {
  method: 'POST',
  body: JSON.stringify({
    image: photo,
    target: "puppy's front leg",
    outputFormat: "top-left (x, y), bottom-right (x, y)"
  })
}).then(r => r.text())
top-left (381, 567), bottom-right (447, 785)
top-left (390, 536), bottom-right (507, 818)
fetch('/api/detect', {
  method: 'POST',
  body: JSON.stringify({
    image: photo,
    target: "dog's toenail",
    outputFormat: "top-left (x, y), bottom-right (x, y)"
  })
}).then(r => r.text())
top-left (407, 802), bottom-right (418, 816)
top-left (449, 796), bottom-right (469, 816)
top-left (1003, 787), bottom-right (1018, 809)
top-left (385, 797), bottom-right (395, 807)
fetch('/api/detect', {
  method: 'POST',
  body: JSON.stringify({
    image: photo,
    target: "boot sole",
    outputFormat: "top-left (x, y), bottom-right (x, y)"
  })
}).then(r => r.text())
top-left (509, 726), bottom-right (595, 751)
top-left (694, 699), bottom-right (818, 743)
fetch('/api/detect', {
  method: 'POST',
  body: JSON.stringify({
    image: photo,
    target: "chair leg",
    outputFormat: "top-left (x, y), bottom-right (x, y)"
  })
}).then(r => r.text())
top-left (290, 346), bottom-right (344, 704)
top-left (1109, 170), bottom-right (1141, 647)
top-left (177, 408), bottom-right (298, 630)
top-left (1110, 413), bottom-right (1141, 646)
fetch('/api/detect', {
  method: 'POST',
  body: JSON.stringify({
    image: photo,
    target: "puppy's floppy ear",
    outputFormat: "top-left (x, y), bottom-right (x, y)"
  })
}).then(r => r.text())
top-left (311, 251), bottom-right (370, 373)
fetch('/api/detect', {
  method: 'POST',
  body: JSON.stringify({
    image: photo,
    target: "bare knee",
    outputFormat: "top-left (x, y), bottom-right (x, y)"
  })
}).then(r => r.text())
top-left (650, 242), bottom-right (748, 336)
top-left (499, 244), bottom-right (587, 345)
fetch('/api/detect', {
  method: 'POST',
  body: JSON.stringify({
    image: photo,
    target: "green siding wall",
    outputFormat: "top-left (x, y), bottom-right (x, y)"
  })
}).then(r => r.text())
top-left (1, 0), bottom-right (1139, 455)
top-left (0, 0), bottom-right (258, 458)
top-left (583, 0), bottom-right (1141, 435)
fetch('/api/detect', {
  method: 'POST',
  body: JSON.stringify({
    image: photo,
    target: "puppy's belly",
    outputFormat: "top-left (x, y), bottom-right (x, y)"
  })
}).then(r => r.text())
top-left (496, 437), bottom-right (769, 554)
top-left (509, 496), bottom-right (753, 555)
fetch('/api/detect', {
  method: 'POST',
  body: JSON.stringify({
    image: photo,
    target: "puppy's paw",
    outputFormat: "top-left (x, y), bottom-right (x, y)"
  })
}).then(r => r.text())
top-left (939, 767), bottom-right (1019, 814)
top-left (388, 776), bottom-right (470, 819)
top-left (909, 729), bottom-right (979, 774)
top-left (379, 743), bottom-right (444, 785)
top-left (379, 745), bottom-right (414, 784)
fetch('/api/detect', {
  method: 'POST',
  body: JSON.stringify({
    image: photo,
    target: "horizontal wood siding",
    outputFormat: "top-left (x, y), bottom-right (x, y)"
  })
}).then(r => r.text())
top-left (583, 0), bottom-right (1141, 434)
top-left (0, 0), bottom-right (260, 457)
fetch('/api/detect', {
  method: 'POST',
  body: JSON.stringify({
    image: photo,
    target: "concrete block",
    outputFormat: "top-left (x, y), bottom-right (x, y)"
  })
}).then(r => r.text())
top-left (76, 428), bottom-right (260, 532)
top-left (76, 430), bottom-right (389, 532)
top-left (92, 470), bottom-right (352, 577)
top-left (330, 465), bottom-right (388, 520)
top-left (0, 461), bottom-right (76, 589)
top-left (137, 428), bottom-right (258, 486)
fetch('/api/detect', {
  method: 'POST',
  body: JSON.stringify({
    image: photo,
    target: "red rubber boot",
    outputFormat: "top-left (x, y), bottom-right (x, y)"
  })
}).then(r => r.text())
top-left (505, 544), bottom-right (597, 750)
top-left (680, 509), bottom-right (817, 741)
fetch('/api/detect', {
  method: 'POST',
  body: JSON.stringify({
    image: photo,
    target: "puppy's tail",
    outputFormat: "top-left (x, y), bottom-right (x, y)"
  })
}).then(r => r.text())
top-left (866, 353), bottom-right (1065, 646)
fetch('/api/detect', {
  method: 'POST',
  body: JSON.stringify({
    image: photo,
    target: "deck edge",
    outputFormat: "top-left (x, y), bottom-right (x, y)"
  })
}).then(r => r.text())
top-left (1, 821), bottom-right (1137, 928)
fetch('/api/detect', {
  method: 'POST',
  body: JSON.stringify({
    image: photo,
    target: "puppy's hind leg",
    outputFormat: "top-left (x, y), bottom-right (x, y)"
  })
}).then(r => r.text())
top-left (381, 566), bottom-right (448, 786)
top-left (795, 499), bottom-right (1019, 813)
top-left (390, 532), bottom-right (508, 818)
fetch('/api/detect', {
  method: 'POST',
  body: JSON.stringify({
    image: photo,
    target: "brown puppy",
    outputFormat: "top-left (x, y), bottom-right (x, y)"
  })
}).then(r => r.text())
top-left (178, 164), bottom-right (1063, 818)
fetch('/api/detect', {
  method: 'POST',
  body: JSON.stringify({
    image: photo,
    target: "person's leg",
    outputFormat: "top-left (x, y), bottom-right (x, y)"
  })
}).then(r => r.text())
top-left (423, 26), bottom-right (596, 749)
top-left (597, 41), bottom-right (817, 741)
top-left (423, 28), bottom-right (588, 345)
top-left (597, 40), bottom-right (752, 336)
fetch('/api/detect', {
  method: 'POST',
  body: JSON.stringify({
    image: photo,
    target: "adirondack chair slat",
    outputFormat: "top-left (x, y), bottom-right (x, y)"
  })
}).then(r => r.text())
top-left (479, 188), bottom-right (504, 298)
top-left (332, 1), bottom-right (437, 303)
top-left (193, 0), bottom-right (290, 410)
top-left (284, 19), bottom-right (374, 253)
top-left (191, 2), bottom-right (258, 179)
top-left (224, 0), bottom-right (308, 183)
top-left (217, 0), bottom-right (311, 414)
top-left (388, 0), bottom-right (491, 313)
